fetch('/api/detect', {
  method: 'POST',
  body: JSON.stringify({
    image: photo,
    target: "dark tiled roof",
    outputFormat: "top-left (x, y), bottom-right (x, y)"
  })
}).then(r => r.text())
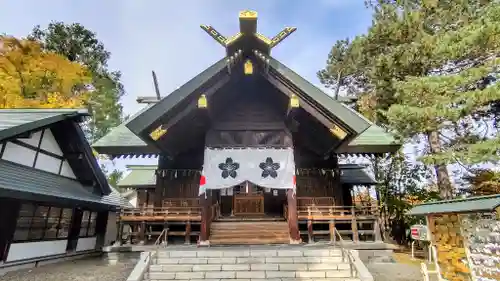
top-left (0, 160), bottom-right (121, 209)
top-left (0, 109), bottom-right (89, 141)
top-left (408, 194), bottom-right (500, 215)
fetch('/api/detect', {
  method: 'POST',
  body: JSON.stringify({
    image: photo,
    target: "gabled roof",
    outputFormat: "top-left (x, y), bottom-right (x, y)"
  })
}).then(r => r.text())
top-left (0, 109), bottom-right (89, 141)
top-left (264, 56), bottom-right (371, 134)
top-left (0, 109), bottom-right (112, 195)
top-left (117, 165), bottom-right (158, 188)
top-left (92, 105), bottom-right (160, 156)
top-left (336, 124), bottom-right (400, 154)
top-left (408, 194), bottom-right (500, 215)
top-left (119, 55), bottom-right (375, 151)
top-left (125, 58), bottom-right (229, 138)
top-left (0, 159), bottom-right (121, 210)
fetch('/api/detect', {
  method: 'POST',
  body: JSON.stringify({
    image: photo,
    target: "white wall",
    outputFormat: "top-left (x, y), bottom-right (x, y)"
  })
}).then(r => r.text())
top-left (6, 240), bottom-right (68, 262)
top-left (104, 212), bottom-right (118, 246)
top-left (1, 129), bottom-right (77, 179)
top-left (76, 237), bottom-right (97, 252)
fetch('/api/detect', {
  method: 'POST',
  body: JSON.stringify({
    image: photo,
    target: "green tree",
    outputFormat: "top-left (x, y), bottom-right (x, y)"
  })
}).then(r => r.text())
top-left (319, 0), bottom-right (498, 199)
top-left (29, 22), bottom-right (125, 184)
top-left (29, 22), bottom-right (124, 143)
top-left (372, 152), bottom-right (438, 243)
top-left (385, 2), bottom-right (500, 176)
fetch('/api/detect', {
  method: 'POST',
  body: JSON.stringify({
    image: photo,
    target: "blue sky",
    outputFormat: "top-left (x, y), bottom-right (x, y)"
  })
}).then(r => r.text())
top-left (0, 0), bottom-right (374, 171)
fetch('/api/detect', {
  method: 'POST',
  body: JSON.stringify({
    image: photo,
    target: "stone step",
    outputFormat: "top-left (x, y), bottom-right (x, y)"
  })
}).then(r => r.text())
top-left (154, 256), bottom-right (346, 265)
top-left (154, 249), bottom-right (342, 259)
top-left (145, 269), bottom-right (355, 280)
top-left (143, 277), bottom-right (361, 281)
top-left (150, 263), bottom-right (352, 272)
top-left (209, 238), bottom-right (290, 245)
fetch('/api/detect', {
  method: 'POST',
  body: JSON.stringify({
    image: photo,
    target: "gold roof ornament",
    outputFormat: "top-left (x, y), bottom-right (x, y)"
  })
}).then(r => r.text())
top-left (198, 94), bottom-right (208, 108)
top-left (290, 94), bottom-right (300, 108)
top-left (239, 10), bottom-right (257, 19)
top-left (244, 60), bottom-right (253, 75)
top-left (330, 124), bottom-right (347, 140)
top-left (200, 10), bottom-right (296, 56)
top-left (150, 125), bottom-right (167, 141)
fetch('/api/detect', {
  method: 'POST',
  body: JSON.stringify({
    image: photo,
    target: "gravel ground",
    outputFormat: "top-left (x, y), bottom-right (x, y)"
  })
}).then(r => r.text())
top-left (367, 263), bottom-right (424, 281)
top-left (1, 256), bottom-right (135, 281)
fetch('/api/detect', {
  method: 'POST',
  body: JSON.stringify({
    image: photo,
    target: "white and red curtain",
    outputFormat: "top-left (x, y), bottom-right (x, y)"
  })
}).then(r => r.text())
top-left (199, 148), bottom-right (296, 195)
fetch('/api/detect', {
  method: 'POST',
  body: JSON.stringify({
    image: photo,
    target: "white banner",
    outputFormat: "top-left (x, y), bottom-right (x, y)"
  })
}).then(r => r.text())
top-left (199, 148), bottom-right (295, 195)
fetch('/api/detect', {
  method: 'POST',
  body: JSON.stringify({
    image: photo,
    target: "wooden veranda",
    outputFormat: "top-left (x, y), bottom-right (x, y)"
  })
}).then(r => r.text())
top-left (117, 196), bottom-right (382, 245)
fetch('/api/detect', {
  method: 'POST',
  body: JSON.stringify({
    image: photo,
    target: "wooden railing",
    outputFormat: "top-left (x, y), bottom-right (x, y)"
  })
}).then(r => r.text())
top-left (162, 198), bottom-right (200, 207)
top-left (297, 197), bottom-right (335, 207)
top-left (297, 205), bottom-right (379, 220)
top-left (120, 207), bottom-right (202, 221)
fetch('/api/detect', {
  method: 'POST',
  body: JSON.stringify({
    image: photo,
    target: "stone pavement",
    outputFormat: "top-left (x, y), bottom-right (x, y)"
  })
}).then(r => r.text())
top-left (1, 256), bottom-right (136, 281)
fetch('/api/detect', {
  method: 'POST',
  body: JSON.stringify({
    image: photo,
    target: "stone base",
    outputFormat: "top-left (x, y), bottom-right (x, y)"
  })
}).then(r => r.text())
top-left (290, 238), bottom-right (302, 244)
top-left (197, 240), bottom-right (210, 247)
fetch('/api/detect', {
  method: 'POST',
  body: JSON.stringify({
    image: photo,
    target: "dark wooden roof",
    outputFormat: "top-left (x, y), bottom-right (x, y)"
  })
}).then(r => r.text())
top-left (0, 109), bottom-right (112, 195)
top-left (0, 160), bottom-right (122, 210)
top-left (94, 11), bottom-right (399, 157)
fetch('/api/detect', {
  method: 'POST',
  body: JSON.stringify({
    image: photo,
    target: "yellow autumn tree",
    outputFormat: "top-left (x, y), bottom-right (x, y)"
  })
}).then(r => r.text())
top-left (0, 35), bottom-right (91, 108)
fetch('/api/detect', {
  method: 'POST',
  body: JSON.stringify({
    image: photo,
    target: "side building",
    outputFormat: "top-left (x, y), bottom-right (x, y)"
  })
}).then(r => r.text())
top-left (0, 109), bottom-right (125, 271)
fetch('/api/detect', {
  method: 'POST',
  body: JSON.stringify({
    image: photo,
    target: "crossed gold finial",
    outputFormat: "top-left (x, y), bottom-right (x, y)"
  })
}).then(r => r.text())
top-left (200, 10), bottom-right (296, 55)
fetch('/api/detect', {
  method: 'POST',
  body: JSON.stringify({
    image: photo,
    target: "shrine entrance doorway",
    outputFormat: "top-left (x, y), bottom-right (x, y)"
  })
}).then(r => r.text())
top-left (218, 182), bottom-right (286, 218)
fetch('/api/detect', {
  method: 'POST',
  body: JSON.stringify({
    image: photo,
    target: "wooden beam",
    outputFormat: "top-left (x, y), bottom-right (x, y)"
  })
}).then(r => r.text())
top-left (200, 25), bottom-right (227, 47)
top-left (269, 27), bottom-right (297, 48)
top-left (152, 70), bottom-right (162, 99)
top-left (137, 96), bottom-right (160, 104)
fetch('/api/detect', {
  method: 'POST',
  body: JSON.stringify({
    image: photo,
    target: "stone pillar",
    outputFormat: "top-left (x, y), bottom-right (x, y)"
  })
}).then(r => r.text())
top-left (287, 189), bottom-right (301, 244)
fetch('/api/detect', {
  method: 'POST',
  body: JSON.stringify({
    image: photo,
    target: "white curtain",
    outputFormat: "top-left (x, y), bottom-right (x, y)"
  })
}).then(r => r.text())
top-left (199, 148), bottom-right (295, 195)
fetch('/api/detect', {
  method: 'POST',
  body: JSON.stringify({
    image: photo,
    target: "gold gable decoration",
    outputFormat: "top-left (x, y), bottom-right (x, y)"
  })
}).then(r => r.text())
top-left (198, 94), bottom-right (208, 108)
top-left (330, 124), bottom-right (347, 140)
top-left (244, 60), bottom-right (253, 75)
top-left (290, 94), bottom-right (300, 108)
top-left (150, 125), bottom-right (167, 141)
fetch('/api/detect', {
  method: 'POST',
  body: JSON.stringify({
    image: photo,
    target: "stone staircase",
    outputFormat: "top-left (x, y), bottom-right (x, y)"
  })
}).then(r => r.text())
top-left (144, 246), bottom-right (360, 281)
top-left (209, 221), bottom-right (290, 245)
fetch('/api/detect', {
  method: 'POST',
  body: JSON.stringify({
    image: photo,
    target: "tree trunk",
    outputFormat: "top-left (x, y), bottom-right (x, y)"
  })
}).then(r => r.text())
top-left (426, 131), bottom-right (454, 199)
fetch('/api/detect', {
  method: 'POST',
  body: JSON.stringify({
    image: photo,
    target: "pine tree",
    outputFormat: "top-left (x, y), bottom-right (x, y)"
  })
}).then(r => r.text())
top-left (319, 0), bottom-right (499, 199)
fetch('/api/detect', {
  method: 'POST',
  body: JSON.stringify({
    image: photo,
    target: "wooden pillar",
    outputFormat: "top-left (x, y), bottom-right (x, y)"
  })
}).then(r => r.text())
top-left (332, 154), bottom-right (343, 206)
top-left (286, 189), bottom-right (300, 244)
top-left (329, 219), bottom-right (336, 243)
top-left (95, 211), bottom-right (109, 249)
top-left (373, 218), bottom-right (382, 242)
top-left (199, 191), bottom-right (211, 246)
top-left (185, 220), bottom-right (191, 245)
top-left (351, 206), bottom-right (359, 243)
top-left (155, 154), bottom-right (173, 208)
top-left (138, 221), bottom-right (146, 244)
top-left (116, 221), bottom-right (123, 245)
